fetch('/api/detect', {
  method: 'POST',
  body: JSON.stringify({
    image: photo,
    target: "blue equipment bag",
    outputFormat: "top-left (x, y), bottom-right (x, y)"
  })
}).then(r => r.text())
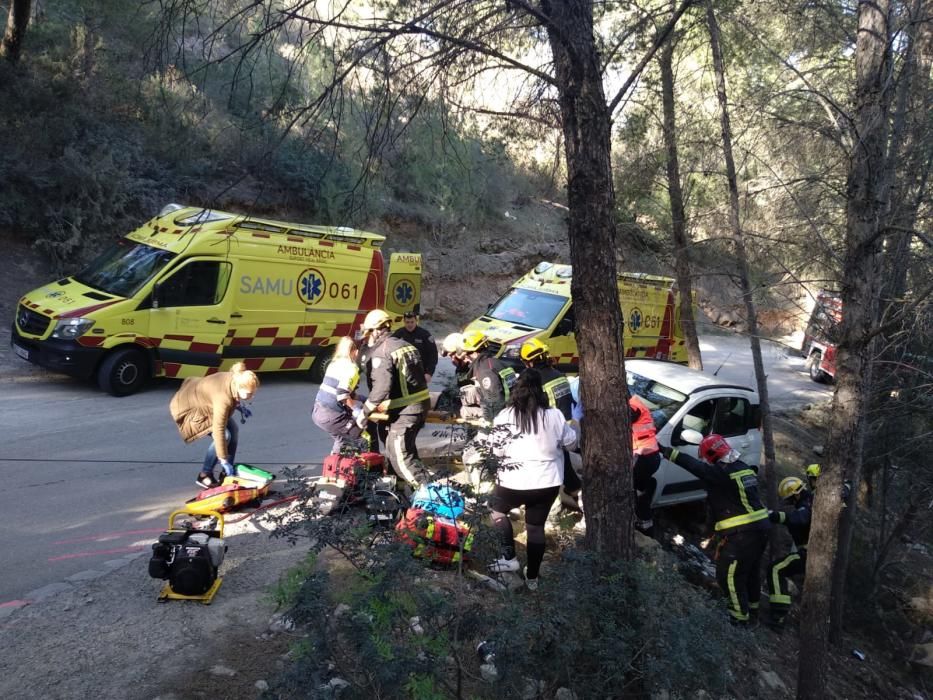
top-left (410, 483), bottom-right (466, 520)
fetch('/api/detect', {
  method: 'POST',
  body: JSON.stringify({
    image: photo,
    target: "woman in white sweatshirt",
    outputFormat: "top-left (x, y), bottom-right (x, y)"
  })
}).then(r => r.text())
top-left (484, 369), bottom-right (578, 589)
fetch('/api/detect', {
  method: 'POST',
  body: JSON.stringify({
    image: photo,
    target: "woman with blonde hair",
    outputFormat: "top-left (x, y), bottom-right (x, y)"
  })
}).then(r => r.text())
top-left (312, 336), bottom-right (367, 454)
top-left (170, 362), bottom-right (260, 488)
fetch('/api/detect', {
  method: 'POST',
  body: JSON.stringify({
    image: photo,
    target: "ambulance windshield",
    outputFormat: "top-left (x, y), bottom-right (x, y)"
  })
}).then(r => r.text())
top-left (73, 239), bottom-right (177, 298)
top-left (485, 288), bottom-right (567, 329)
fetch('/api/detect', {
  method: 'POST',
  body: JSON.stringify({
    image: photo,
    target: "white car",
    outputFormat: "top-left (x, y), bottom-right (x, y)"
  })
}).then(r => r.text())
top-left (570, 359), bottom-right (763, 507)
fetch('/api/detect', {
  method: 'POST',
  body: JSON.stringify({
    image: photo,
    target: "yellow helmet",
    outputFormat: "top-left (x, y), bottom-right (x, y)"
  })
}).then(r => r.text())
top-left (361, 309), bottom-right (391, 335)
top-left (806, 463), bottom-right (821, 479)
top-left (520, 338), bottom-right (549, 362)
top-left (778, 476), bottom-right (806, 500)
top-left (461, 330), bottom-right (489, 353)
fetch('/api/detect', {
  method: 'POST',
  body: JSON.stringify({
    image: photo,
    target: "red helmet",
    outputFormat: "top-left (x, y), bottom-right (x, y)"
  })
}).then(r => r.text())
top-left (699, 434), bottom-right (732, 463)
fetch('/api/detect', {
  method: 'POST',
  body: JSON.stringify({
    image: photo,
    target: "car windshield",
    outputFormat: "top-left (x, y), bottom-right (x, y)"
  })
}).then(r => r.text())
top-left (627, 370), bottom-right (689, 431)
top-left (73, 239), bottom-right (177, 298)
top-left (486, 288), bottom-right (567, 329)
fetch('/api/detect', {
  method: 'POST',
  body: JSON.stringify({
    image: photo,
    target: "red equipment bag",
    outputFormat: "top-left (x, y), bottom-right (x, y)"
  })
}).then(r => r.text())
top-left (322, 452), bottom-right (385, 489)
top-left (395, 508), bottom-right (474, 565)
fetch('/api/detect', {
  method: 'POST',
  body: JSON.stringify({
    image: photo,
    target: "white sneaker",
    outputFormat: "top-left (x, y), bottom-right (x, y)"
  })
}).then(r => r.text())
top-left (487, 556), bottom-right (521, 573)
top-left (523, 567), bottom-right (538, 591)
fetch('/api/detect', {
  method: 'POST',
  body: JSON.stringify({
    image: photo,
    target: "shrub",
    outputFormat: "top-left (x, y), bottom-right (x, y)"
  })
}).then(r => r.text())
top-left (262, 468), bottom-right (746, 700)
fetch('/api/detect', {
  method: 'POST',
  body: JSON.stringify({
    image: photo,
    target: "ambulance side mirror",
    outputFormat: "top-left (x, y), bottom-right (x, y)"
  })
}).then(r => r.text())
top-left (151, 282), bottom-right (162, 310)
top-left (555, 318), bottom-right (574, 336)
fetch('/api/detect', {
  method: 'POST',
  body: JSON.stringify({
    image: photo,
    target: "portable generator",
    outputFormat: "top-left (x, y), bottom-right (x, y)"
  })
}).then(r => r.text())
top-left (149, 509), bottom-right (227, 603)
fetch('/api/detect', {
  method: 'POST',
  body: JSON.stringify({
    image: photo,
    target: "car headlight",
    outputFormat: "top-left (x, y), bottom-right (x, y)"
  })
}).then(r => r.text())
top-left (501, 345), bottom-right (521, 358)
top-left (51, 318), bottom-right (95, 339)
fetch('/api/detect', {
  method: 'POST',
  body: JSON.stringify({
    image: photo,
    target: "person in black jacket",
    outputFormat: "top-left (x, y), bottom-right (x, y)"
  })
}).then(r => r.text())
top-left (767, 476), bottom-right (812, 629)
top-left (357, 309), bottom-right (430, 489)
top-left (392, 312), bottom-right (438, 384)
top-left (460, 331), bottom-right (518, 423)
top-left (661, 434), bottom-right (771, 624)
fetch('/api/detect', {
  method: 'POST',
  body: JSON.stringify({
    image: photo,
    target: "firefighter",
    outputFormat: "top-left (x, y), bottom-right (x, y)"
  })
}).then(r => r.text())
top-left (805, 461), bottom-right (851, 503)
top-left (441, 332), bottom-right (472, 388)
top-left (661, 434), bottom-right (771, 623)
top-left (805, 463), bottom-right (821, 491)
top-left (392, 311), bottom-right (438, 385)
top-left (767, 476), bottom-right (812, 630)
top-left (630, 394), bottom-right (661, 534)
top-left (519, 338), bottom-right (582, 509)
top-left (356, 309), bottom-right (431, 489)
top-left (460, 330), bottom-right (518, 423)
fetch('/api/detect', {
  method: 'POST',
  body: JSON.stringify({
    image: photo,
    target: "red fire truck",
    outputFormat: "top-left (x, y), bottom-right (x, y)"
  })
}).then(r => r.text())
top-left (801, 290), bottom-right (842, 383)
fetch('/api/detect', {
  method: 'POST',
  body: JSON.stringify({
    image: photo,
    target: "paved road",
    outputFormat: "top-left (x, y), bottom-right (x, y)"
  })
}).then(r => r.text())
top-left (0, 332), bottom-right (831, 603)
top-left (0, 372), bottom-right (344, 604)
top-left (693, 331), bottom-right (832, 410)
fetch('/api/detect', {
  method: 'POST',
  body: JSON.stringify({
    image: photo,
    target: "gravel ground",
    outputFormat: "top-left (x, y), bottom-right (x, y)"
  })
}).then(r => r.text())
top-left (0, 507), bottom-right (311, 700)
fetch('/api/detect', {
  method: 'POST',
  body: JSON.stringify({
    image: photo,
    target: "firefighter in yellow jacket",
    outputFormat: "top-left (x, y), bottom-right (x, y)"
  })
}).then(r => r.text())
top-left (357, 309), bottom-right (430, 488)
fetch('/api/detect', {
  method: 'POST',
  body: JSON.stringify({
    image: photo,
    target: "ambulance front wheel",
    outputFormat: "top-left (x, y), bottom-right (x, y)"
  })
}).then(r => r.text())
top-left (98, 348), bottom-right (149, 396)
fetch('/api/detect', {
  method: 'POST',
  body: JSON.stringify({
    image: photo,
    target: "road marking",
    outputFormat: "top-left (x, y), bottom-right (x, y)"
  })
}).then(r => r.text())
top-left (48, 545), bottom-right (147, 562)
top-left (53, 528), bottom-right (164, 545)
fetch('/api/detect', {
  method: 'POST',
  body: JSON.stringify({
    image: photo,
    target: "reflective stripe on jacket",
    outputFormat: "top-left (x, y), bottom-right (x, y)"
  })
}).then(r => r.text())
top-left (316, 358), bottom-right (360, 411)
top-left (364, 336), bottom-right (429, 416)
top-left (668, 449), bottom-right (770, 533)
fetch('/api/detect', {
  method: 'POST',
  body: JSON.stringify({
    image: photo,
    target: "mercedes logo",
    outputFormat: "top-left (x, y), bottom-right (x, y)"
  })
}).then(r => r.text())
top-left (18, 310), bottom-right (29, 328)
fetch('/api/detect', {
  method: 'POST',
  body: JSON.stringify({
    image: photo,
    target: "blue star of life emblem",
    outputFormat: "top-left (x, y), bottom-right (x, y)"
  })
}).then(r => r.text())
top-left (629, 308), bottom-right (642, 333)
top-left (395, 281), bottom-right (414, 305)
top-left (302, 273), bottom-right (322, 301)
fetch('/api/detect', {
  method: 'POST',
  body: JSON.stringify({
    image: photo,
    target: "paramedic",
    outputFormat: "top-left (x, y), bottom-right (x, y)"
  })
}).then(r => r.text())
top-left (392, 311), bottom-right (438, 384)
top-left (630, 394), bottom-right (661, 534)
top-left (767, 476), bottom-right (813, 629)
top-left (169, 362), bottom-right (260, 489)
top-left (661, 435), bottom-right (770, 623)
top-left (482, 369), bottom-right (577, 590)
top-left (356, 309), bottom-right (431, 489)
top-left (312, 336), bottom-right (367, 454)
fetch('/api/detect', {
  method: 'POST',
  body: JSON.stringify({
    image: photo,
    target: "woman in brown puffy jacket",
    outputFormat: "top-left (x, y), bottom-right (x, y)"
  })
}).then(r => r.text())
top-left (170, 362), bottom-right (260, 488)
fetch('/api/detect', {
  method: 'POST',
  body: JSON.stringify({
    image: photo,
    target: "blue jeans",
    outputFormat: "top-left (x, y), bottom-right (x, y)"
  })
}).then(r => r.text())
top-left (202, 417), bottom-right (238, 476)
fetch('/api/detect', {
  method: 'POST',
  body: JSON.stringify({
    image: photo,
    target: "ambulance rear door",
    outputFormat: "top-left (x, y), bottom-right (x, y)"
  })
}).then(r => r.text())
top-left (385, 253), bottom-right (422, 319)
top-left (147, 257), bottom-right (235, 378)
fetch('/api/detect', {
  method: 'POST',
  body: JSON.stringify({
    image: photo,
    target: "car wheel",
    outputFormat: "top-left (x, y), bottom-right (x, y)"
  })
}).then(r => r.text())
top-left (808, 352), bottom-right (829, 383)
top-left (98, 348), bottom-right (149, 396)
top-left (308, 347), bottom-right (336, 384)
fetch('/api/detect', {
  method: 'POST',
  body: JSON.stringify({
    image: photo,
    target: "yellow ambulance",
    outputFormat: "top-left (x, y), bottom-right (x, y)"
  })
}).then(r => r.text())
top-left (11, 204), bottom-right (421, 395)
top-left (462, 261), bottom-right (692, 370)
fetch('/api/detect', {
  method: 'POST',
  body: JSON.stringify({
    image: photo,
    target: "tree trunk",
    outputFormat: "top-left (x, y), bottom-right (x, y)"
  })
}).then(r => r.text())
top-left (659, 1), bottom-right (703, 371)
top-left (541, 0), bottom-right (633, 560)
top-left (705, 1), bottom-right (778, 514)
top-left (798, 2), bottom-right (891, 696)
top-left (0, 0), bottom-right (32, 64)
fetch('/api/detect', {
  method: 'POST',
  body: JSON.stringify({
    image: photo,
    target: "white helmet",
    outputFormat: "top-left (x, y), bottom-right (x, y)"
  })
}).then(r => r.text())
top-left (442, 332), bottom-right (464, 356)
top-left (361, 309), bottom-right (391, 335)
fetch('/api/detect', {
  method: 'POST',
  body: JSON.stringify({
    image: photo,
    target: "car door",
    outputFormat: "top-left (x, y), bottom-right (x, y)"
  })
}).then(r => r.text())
top-left (147, 258), bottom-right (234, 378)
